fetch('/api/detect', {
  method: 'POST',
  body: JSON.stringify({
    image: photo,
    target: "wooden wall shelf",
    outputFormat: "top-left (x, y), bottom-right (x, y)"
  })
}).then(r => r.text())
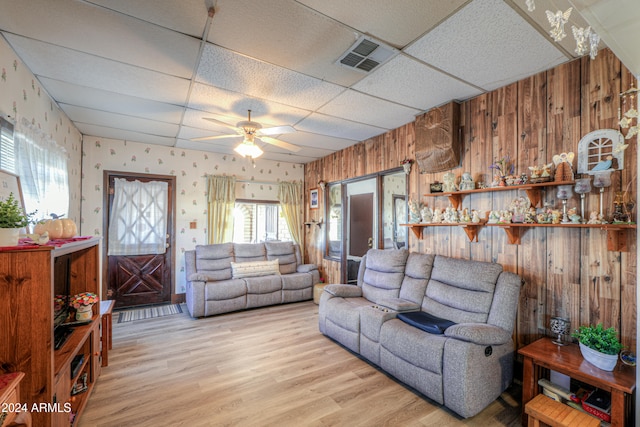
top-left (401, 222), bottom-right (636, 251)
top-left (411, 180), bottom-right (637, 251)
top-left (424, 180), bottom-right (575, 209)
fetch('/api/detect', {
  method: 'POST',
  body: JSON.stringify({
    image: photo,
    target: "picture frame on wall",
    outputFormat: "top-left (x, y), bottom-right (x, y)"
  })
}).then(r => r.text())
top-left (310, 188), bottom-right (319, 209)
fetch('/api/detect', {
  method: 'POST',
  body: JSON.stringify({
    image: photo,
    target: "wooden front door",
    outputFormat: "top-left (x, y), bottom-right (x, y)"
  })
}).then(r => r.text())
top-left (104, 172), bottom-right (175, 309)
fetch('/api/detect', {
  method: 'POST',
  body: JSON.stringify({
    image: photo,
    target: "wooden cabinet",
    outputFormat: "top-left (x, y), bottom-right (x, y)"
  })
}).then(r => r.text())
top-left (0, 237), bottom-right (101, 426)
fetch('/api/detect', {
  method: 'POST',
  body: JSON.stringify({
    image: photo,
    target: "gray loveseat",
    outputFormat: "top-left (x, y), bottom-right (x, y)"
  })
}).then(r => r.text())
top-left (318, 249), bottom-right (523, 418)
top-left (185, 241), bottom-right (320, 318)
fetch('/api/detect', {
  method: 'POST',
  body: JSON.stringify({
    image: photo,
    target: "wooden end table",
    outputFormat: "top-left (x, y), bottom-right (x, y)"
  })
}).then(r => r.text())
top-left (100, 300), bottom-right (115, 367)
top-left (518, 337), bottom-right (636, 427)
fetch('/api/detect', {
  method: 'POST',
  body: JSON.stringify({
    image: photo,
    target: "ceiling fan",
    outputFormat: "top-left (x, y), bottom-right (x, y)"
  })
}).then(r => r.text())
top-left (192, 110), bottom-right (301, 158)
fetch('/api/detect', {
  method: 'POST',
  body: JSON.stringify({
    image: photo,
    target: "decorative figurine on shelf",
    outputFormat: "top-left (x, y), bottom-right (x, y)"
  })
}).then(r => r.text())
top-left (509, 195), bottom-right (531, 223)
top-left (528, 165), bottom-right (542, 179)
top-left (587, 211), bottom-right (601, 224)
top-left (409, 199), bottom-right (424, 223)
top-left (551, 209), bottom-right (562, 224)
top-left (430, 182), bottom-right (443, 193)
top-left (487, 210), bottom-right (500, 224)
top-left (442, 172), bottom-right (457, 193)
top-left (471, 209), bottom-right (481, 224)
top-left (443, 207), bottom-right (456, 223)
top-left (552, 152), bottom-right (575, 182)
top-left (568, 207), bottom-right (581, 223)
top-left (612, 192), bottom-right (630, 223)
top-left (498, 211), bottom-right (513, 224)
top-left (421, 206), bottom-right (433, 224)
top-left (432, 208), bottom-right (443, 223)
top-left (459, 172), bottom-right (475, 191)
top-left (524, 207), bottom-right (537, 224)
top-left (460, 208), bottom-right (472, 223)
top-left (519, 173), bottom-right (529, 185)
top-left (541, 163), bottom-right (554, 179)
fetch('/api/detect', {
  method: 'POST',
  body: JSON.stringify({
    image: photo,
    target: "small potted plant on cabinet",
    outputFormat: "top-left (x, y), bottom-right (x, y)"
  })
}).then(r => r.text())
top-left (571, 323), bottom-right (624, 371)
top-left (0, 193), bottom-right (34, 246)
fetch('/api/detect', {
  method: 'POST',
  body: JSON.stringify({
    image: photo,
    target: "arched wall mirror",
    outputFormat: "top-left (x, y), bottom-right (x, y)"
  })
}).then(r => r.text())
top-left (324, 168), bottom-right (407, 284)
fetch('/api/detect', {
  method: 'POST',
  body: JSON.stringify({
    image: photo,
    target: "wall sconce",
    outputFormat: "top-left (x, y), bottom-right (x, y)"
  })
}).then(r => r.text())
top-left (318, 180), bottom-right (326, 190)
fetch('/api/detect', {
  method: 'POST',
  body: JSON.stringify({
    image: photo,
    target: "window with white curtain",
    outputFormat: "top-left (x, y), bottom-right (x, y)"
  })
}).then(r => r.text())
top-left (108, 179), bottom-right (168, 256)
top-left (13, 117), bottom-right (69, 219)
top-left (0, 117), bottom-right (69, 219)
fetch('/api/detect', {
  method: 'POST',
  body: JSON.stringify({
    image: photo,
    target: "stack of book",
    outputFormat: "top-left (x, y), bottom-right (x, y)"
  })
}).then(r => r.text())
top-left (537, 378), bottom-right (611, 425)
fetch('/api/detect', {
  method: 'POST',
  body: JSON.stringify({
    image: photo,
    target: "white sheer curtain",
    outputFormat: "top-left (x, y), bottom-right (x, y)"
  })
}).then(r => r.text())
top-left (108, 179), bottom-right (168, 256)
top-left (14, 117), bottom-right (69, 219)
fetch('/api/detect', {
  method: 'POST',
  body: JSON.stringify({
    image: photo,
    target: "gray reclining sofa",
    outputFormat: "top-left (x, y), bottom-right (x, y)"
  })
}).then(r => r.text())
top-left (185, 241), bottom-right (320, 318)
top-left (318, 248), bottom-right (523, 418)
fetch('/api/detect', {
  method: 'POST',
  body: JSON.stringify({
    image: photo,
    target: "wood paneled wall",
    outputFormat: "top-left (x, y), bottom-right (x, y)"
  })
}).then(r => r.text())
top-left (304, 49), bottom-right (637, 350)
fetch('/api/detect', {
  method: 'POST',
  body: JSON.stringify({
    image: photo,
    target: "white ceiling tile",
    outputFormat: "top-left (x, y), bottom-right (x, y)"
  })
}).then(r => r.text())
top-left (296, 113), bottom-right (388, 141)
top-left (273, 131), bottom-right (359, 152)
top-left (353, 55), bottom-right (483, 110)
top-left (319, 90), bottom-right (420, 129)
top-left (85, 0), bottom-right (209, 38)
top-left (4, 34), bottom-right (190, 105)
top-left (297, 0), bottom-right (469, 47)
top-left (207, 0), bottom-right (365, 86)
top-left (60, 104), bottom-right (179, 137)
top-left (41, 77), bottom-right (184, 123)
top-left (77, 124), bottom-right (176, 146)
top-left (0, 0), bottom-right (200, 79)
top-left (405, 0), bottom-right (569, 90)
top-left (176, 123), bottom-right (237, 141)
top-left (195, 44), bottom-right (346, 111)
top-left (187, 84), bottom-right (312, 127)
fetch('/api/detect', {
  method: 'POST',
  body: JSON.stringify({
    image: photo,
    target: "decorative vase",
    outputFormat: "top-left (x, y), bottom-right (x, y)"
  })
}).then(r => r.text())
top-left (579, 342), bottom-right (618, 371)
top-left (0, 228), bottom-right (20, 246)
top-left (402, 163), bottom-right (411, 174)
top-left (75, 304), bottom-right (93, 321)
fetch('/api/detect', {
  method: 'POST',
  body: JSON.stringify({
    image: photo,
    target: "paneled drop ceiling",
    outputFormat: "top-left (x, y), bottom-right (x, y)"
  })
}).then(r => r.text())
top-left (0, 0), bottom-right (636, 164)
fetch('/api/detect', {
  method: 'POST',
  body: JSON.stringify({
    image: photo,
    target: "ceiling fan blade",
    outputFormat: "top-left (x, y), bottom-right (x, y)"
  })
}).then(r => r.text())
top-left (258, 125), bottom-right (296, 136)
top-left (190, 134), bottom-right (241, 142)
top-left (259, 136), bottom-right (301, 152)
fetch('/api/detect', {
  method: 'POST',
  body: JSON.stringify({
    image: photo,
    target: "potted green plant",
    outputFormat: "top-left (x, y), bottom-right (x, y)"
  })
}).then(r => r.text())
top-left (0, 193), bottom-right (34, 246)
top-left (571, 323), bottom-right (623, 371)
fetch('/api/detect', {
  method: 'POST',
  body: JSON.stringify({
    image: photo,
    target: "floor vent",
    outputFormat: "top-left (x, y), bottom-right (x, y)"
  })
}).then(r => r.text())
top-left (336, 35), bottom-right (398, 73)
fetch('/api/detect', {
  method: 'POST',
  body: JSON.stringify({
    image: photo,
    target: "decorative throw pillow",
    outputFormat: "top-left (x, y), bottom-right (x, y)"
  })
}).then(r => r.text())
top-left (231, 259), bottom-right (280, 279)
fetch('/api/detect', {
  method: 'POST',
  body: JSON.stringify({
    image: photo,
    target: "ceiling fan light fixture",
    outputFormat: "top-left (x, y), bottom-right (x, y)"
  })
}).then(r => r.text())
top-left (234, 138), bottom-right (263, 159)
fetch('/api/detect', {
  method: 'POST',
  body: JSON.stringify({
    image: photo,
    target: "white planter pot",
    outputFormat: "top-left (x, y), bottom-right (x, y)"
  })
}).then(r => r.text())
top-left (579, 342), bottom-right (619, 371)
top-left (0, 228), bottom-right (19, 246)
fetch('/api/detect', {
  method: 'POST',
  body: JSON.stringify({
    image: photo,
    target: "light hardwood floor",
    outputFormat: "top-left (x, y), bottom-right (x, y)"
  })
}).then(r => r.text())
top-left (80, 301), bottom-right (522, 427)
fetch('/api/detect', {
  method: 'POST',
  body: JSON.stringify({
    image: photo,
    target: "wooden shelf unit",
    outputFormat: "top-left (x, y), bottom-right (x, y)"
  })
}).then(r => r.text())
top-left (424, 180), bottom-right (576, 209)
top-left (0, 237), bottom-right (101, 427)
top-left (401, 180), bottom-right (637, 251)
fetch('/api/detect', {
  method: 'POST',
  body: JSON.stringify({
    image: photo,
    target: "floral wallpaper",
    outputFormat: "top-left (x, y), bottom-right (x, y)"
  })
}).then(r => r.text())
top-left (0, 37), bottom-right (83, 223)
top-left (82, 137), bottom-right (304, 293)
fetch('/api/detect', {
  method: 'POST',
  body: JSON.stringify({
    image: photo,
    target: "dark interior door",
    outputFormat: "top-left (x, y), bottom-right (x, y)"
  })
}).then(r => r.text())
top-left (349, 193), bottom-right (373, 257)
top-left (105, 172), bottom-right (175, 309)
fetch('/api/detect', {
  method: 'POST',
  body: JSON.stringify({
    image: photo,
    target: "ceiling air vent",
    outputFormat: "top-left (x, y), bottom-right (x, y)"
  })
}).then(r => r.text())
top-left (336, 35), bottom-right (398, 73)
